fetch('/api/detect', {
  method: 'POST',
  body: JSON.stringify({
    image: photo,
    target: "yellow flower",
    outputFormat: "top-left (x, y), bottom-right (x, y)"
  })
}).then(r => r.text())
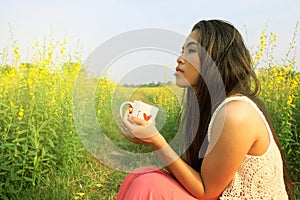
top-left (14, 46), bottom-right (19, 54)
top-left (10, 101), bottom-right (15, 107)
top-left (16, 53), bottom-right (21, 60)
top-left (273, 33), bottom-right (277, 42)
top-left (256, 52), bottom-right (261, 60)
top-left (287, 94), bottom-right (294, 107)
top-left (77, 192), bottom-right (85, 197)
top-left (18, 108), bottom-right (24, 121)
top-left (60, 46), bottom-right (66, 54)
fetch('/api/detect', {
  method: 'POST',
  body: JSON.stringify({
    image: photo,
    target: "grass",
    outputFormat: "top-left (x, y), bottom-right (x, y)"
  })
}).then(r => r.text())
top-left (0, 27), bottom-right (299, 199)
top-left (19, 151), bottom-right (126, 200)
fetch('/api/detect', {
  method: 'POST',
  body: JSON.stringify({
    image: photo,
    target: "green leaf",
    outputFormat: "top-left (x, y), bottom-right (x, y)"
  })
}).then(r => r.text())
top-left (47, 138), bottom-right (55, 148)
top-left (0, 165), bottom-right (10, 171)
top-left (23, 176), bottom-right (34, 183)
top-left (37, 120), bottom-right (49, 133)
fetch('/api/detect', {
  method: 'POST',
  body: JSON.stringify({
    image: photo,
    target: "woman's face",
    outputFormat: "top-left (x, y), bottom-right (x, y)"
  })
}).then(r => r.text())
top-left (175, 30), bottom-right (200, 88)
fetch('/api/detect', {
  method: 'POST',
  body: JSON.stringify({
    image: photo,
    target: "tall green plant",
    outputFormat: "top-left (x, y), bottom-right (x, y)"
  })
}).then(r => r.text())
top-left (254, 23), bottom-right (300, 197)
top-left (0, 37), bottom-right (84, 198)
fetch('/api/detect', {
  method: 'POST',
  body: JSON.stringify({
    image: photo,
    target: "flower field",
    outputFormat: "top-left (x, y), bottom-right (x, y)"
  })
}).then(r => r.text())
top-left (0, 29), bottom-right (299, 199)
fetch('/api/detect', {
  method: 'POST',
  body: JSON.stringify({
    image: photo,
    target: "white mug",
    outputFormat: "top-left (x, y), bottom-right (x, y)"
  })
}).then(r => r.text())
top-left (120, 100), bottom-right (159, 123)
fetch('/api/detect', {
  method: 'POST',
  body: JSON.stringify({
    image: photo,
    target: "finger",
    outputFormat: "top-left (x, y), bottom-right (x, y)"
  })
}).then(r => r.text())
top-left (121, 124), bottom-right (135, 138)
top-left (128, 106), bottom-right (133, 114)
top-left (128, 116), bottom-right (150, 126)
top-left (122, 110), bottom-right (133, 127)
top-left (122, 109), bottom-right (129, 120)
top-left (122, 110), bottom-right (136, 126)
top-left (122, 117), bottom-right (132, 128)
top-left (120, 128), bottom-right (133, 139)
top-left (122, 115), bottom-right (138, 130)
top-left (121, 122), bottom-right (136, 138)
top-left (120, 129), bottom-right (144, 144)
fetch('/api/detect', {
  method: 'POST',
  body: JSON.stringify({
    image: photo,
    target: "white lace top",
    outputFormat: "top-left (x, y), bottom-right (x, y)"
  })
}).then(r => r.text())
top-left (206, 96), bottom-right (288, 200)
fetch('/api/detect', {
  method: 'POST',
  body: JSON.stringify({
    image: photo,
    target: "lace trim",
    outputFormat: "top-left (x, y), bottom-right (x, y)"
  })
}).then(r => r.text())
top-left (202, 96), bottom-right (288, 199)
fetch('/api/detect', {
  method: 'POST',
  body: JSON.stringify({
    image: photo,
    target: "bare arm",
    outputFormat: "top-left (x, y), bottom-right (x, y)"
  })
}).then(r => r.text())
top-left (123, 101), bottom-right (265, 199)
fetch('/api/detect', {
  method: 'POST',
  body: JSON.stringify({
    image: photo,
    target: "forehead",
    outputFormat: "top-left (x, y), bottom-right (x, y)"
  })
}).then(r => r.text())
top-left (184, 30), bottom-right (199, 45)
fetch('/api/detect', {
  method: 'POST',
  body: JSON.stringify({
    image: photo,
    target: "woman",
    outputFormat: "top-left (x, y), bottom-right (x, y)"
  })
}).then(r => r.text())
top-left (117, 20), bottom-right (293, 199)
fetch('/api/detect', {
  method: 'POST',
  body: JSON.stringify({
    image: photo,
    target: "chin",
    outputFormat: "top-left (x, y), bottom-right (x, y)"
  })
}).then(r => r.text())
top-left (175, 78), bottom-right (191, 88)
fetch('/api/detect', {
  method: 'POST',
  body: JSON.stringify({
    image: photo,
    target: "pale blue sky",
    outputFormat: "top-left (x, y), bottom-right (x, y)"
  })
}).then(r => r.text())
top-left (0, 0), bottom-right (299, 83)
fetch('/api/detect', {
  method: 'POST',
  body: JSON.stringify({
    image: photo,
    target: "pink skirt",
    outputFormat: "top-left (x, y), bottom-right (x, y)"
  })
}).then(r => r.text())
top-left (116, 167), bottom-right (198, 200)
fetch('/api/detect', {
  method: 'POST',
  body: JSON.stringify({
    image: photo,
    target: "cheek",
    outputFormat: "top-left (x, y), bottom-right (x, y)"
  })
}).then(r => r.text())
top-left (175, 68), bottom-right (199, 88)
top-left (188, 64), bottom-right (200, 86)
top-left (176, 76), bottom-right (190, 87)
top-left (189, 72), bottom-right (199, 87)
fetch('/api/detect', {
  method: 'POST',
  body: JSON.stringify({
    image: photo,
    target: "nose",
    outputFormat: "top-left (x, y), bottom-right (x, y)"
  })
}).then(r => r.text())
top-left (176, 55), bottom-right (185, 64)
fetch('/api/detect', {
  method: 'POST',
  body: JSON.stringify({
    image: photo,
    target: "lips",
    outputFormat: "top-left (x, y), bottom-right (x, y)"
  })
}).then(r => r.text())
top-left (175, 66), bottom-right (184, 75)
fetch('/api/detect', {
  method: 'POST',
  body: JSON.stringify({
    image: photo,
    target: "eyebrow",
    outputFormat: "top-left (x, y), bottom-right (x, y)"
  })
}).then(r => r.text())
top-left (182, 41), bottom-right (198, 50)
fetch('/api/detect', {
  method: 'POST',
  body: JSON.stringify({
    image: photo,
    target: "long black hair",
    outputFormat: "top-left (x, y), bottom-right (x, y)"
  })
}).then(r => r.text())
top-left (182, 19), bottom-right (294, 199)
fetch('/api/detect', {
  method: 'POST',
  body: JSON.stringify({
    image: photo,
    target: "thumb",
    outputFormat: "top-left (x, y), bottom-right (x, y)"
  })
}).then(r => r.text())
top-left (129, 116), bottom-right (150, 126)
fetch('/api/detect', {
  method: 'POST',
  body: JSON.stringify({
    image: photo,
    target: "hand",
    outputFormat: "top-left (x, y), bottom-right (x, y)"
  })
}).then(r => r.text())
top-left (121, 110), bottom-right (160, 145)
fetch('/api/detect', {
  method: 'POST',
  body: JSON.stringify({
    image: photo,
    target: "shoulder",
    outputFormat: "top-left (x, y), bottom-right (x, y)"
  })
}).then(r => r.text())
top-left (220, 98), bottom-right (263, 140)
top-left (222, 98), bottom-right (260, 124)
top-left (208, 97), bottom-right (261, 153)
top-left (212, 96), bottom-right (261, 125)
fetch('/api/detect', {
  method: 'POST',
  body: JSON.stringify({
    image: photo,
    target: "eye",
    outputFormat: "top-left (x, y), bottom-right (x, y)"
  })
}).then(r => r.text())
top-left (181, 46), bottom-right (197, 54)
top-left (188, 48), bottom-right (197, 53)
top-left (181, 47), bottom-right (184, 54)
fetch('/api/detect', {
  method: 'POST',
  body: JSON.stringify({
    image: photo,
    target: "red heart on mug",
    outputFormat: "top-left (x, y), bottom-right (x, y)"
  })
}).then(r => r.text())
top-left (143, 113), bottom-right (152, 121)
